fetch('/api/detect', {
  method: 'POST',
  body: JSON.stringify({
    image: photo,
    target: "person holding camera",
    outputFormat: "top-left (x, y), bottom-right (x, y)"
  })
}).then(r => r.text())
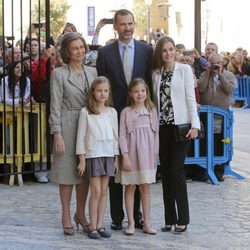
top-left (199, 53), bottom-right (235, 110)
top-left (198, 53), bottom-right (235, 181)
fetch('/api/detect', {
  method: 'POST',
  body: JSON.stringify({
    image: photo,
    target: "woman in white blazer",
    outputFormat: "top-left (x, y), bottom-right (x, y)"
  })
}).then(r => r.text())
top-left (152, 36), bottom-right (200, 233)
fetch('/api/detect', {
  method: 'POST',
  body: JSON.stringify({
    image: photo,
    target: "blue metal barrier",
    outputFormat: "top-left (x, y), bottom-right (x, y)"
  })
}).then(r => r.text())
top-left (234, 76), bottom-right (250, 108)
top-left (184, 105), bottom-right (245, 185)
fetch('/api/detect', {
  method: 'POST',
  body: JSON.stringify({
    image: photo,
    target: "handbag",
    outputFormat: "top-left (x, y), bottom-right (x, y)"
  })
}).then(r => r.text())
top-left (174, 123), bottom-right (191, 142)
top-left (174, 122), bottom-right (205, 143)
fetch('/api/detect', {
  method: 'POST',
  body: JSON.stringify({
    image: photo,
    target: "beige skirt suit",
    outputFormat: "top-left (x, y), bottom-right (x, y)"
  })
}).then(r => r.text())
top-left (49, 64), bottom-right (97, 184)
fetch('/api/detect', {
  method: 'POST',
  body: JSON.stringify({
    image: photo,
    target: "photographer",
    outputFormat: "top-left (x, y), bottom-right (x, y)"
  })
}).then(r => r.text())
top-left (199, 53), bottom-right (235, 108)
top-left (198, 53), bottom-right (235, 181)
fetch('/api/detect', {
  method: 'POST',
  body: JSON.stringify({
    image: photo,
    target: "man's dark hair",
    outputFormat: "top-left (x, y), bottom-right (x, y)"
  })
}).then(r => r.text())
top-left (114, 9), bottom-right (134, 24)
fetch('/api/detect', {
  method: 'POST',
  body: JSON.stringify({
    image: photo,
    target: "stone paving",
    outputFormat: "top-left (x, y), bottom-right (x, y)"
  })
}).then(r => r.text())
top-left (0, 107), bottom-right (250, 250)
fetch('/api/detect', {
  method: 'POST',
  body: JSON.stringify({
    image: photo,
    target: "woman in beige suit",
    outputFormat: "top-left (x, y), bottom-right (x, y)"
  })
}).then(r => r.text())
top-left (49, 33), bottom-right (97, 235)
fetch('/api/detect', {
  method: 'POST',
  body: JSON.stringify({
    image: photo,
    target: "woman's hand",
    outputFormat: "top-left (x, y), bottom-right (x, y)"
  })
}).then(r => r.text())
top-left (23, 96), bottom-right (37, 106)
top-left (54, 133), bottom-right (65, 155)
top-left (77, 155), bottom-right (86, 176)
top-left (42, 46), bottom-right (56, 60)
top-left (95, 19), bottom-right (106, 33)
top-left (186, 128), bottom-right (198, 139)
top-left (30, 96), bottom-right (37, 105)
top-left (122, 153), bottom-right (131, 172)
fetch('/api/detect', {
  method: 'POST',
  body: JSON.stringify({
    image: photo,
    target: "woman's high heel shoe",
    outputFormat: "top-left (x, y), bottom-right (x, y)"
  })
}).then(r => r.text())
top-left (63, 226), bottom-right (75, 236)
top-left (62, 221), bottom-right (75, 236)
top-left (74, 214), bottom-right (90, 233)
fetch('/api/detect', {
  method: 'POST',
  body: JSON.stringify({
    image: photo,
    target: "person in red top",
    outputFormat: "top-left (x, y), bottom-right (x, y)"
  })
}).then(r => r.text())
top-left (32, 46), bottom-right (57, 102)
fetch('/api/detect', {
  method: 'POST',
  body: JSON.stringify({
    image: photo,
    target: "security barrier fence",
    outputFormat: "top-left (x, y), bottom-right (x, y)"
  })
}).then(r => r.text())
top-left (233, 76), bottom-right (250, 109)
top-left (185, 105), bottom-right (244, 185)
top-left (0, 0), bottom-right (51, 185)
top-left (0, 103), bottom-right (47, 185)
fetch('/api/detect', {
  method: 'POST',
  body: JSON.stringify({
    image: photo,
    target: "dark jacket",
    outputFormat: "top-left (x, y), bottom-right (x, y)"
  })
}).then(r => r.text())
top-left (96, 39), bottom-right (153, 115)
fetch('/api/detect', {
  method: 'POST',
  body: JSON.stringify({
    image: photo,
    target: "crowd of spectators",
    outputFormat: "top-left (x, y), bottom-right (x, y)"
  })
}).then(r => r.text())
top-left (0, 18), bottom-right (248, 184)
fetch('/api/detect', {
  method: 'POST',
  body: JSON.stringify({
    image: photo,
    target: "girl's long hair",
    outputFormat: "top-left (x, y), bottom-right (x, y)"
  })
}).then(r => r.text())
top-left (8, 61), bottom-right (27, 99)
top-left (127, 78), bottom-right (154, 111)
top-left (86, 76), bottom-right (113, 114)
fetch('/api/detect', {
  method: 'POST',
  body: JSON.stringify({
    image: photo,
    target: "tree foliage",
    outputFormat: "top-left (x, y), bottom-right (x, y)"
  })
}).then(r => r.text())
top-left (32, 0), bottom-right (70, 40)
top-left (133, 0), bottom-right (147, 39)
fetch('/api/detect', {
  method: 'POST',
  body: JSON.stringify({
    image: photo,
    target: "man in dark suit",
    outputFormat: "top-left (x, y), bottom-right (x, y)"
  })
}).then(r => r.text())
top-left (96, 9), bottom-right (153, 230)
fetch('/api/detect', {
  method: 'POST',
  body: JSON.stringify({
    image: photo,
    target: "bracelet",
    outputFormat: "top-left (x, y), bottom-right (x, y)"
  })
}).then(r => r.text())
top-left (53, 131), bottom-right (61, 135)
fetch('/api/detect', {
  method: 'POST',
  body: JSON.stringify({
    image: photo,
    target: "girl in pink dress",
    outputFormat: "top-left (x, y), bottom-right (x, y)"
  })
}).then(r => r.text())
top-left (116, 78), bottom-right (159, 235)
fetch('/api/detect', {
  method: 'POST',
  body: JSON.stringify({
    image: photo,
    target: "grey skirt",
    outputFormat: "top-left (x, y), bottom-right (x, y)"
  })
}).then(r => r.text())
top-left (86, 157), bottom-right (115, 177)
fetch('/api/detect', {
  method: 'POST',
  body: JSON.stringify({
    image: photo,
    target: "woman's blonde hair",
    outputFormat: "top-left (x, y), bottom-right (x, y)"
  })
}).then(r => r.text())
top-left (227, 52), bottom-right (243, 74)
top-left (127, 78), bottom-right (154, 111)
top-left (63, 22), bottom-right (77, 34)
top-left (152, 36), bottom-right (176, 71)
top-left (86, 76), bottom-right (113, 114)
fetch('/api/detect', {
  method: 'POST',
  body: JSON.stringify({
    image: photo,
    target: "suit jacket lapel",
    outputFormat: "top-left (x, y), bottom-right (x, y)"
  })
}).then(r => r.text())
top-left (83, 65), bottom-right (92, 89)
top-left (68, 65), bottom-right (85, 95)
top-left (133, 40), bottom-right (141, 79)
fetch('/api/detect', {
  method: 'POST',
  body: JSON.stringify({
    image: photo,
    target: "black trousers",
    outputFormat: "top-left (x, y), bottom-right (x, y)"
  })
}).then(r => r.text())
top-left (159, 125), bottom-right (190, 225)
top-left (109, 176), bottom-right (142, 225)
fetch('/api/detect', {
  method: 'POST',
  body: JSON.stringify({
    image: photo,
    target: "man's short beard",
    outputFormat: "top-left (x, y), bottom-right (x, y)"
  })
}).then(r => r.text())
top-left (120, 34), bottom-right (133, 41)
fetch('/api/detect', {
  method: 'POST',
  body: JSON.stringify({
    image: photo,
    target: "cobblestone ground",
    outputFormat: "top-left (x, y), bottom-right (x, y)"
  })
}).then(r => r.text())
top-left (0, 108), bottom-right (249, 250)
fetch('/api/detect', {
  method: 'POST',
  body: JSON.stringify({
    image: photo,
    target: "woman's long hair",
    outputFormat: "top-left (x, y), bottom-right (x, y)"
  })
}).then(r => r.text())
top-left (8, 61), bottom-right (27, 99)
top-left (152, 36), bottom-right (176, 72)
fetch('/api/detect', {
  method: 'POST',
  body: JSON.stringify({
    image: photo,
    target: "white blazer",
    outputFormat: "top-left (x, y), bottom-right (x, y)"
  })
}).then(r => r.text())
top-left (152, 62), bottom-right (200, 129)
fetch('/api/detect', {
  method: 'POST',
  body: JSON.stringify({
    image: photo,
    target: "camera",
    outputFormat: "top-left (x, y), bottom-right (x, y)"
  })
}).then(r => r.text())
top-left (103, 18), bottom-right (113, 24)
top-left (155, 32), bottom-right (162, 39)
top-left (210, 63), bottom-right (220, 70)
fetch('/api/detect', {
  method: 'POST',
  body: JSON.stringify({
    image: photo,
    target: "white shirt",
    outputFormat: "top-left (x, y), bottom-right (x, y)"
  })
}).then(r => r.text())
top-left (1, 76), bottom-right (31, 105)
top-left (213, 75), bottom-right (220, 92)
